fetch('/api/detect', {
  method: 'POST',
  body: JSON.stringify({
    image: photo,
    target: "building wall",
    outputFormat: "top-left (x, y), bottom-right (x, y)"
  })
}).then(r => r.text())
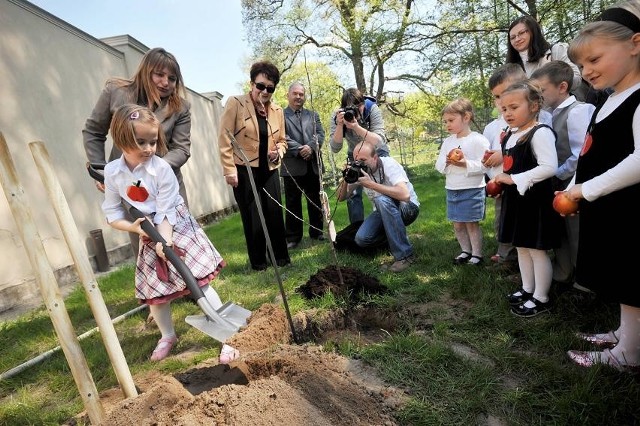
top-left (0, 0), bottom-right (235, 315)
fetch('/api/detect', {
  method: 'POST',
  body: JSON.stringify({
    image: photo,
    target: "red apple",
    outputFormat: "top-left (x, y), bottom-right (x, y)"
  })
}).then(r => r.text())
top-left (502, 155), bottom-right (514, 172)
top-left (127, 180), bottom-right (149, 202)
top-left (552, 192), bottom-right (578, 215)
top-left (485, 180), bottom-right (503, 197)
top-left (447, 147), bottom-right (464, 161)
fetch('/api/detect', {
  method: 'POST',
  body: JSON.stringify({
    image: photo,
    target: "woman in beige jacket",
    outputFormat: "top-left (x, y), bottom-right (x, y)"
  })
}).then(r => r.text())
top-left (218, 61), bottom-right (289, 270)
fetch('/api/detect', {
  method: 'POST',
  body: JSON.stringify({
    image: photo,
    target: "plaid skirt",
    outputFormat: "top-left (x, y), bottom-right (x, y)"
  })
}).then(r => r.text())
top-left (135, 203), bottom-right (225, 304)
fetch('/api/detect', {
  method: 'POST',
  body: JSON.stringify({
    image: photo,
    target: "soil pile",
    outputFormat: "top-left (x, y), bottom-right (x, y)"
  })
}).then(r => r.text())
top-left (83, 267), bottom-right (406, 426)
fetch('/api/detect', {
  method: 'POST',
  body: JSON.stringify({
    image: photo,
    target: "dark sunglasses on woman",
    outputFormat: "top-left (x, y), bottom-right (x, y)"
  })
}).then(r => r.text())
top-left (255, 82), bottom-right (276, 93)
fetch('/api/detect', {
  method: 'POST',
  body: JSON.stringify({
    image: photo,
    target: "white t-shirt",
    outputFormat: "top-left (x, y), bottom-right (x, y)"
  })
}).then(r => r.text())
top-left (362, 157), bottom-right (419, 206)
top-left (435, 131), bottom-right (490, 190)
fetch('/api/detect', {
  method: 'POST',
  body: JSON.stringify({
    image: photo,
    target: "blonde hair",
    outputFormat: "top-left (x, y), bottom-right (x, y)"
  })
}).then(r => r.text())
top-left (112, 48), bottom-right (186, 116)
top-left (109, 104), bottom-right (168, 156)
top-left (501, 81), bottom-right (544, 115)
top-left (442, 98), bottom-right (475, 121)
top-left (569, 1), bottom-right (640, 64)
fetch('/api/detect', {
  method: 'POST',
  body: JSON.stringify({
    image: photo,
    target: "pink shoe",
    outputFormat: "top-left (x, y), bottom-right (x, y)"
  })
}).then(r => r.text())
top-left (219, 344), bottom-right (240, 364)
top-left (567, 349), bottom-right (640, 373)
top-left (150, 336), bottom-right (178, 361)
top-left (575, 331), bottom-right (618, 349)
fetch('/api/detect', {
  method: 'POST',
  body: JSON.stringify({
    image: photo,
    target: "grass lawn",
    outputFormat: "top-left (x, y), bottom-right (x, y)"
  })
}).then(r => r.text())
top-left (0, 143), bottom-right (638, 425)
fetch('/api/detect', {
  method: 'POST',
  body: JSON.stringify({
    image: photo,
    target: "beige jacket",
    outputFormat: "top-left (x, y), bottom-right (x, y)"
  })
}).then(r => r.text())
top-left (218, 93), bottom-right (287, 176)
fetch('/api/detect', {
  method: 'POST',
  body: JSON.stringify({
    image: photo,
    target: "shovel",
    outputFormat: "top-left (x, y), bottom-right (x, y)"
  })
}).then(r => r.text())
top-left (87, 163), bottom-right (250, 342)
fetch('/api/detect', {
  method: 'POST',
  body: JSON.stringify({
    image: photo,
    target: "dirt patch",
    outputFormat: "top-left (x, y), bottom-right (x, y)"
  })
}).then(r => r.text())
top-left (296, 265), bottom-right (388, 302)
top-left (70, 267), bottom-right (414, 425)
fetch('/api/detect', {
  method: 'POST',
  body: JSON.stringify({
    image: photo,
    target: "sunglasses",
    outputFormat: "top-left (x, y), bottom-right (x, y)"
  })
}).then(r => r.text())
top-left (255, 82), bottom-right (276, 93)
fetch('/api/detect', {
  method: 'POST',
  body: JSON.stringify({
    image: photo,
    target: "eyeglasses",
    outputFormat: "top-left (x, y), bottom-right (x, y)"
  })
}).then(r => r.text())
top-left (509, 29), bottom-right (529, 41)
top-left (255, 82), bottom-right (276, 93)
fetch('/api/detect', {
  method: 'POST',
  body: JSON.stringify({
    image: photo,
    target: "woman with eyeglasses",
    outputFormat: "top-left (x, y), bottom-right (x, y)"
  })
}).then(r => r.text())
top-left (505, 16), bottom-right (585, 100)
top-left (217, 61), bottom-right (290, 271)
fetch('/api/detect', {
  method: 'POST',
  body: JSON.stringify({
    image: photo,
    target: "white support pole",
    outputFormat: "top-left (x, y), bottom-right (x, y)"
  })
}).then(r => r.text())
top-left (0, 305), bottom-right (147, 381)
top-left (29, 141), bottom-right (138, 399)
top-left (0, 133), bottom-right (105, 425)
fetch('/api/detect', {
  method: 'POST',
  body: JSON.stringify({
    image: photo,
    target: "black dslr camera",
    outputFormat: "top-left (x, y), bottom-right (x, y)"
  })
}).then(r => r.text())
top-left (342, 105), bottom-right (359, 122)
top-left (343, 160), bottom-right (368, 184)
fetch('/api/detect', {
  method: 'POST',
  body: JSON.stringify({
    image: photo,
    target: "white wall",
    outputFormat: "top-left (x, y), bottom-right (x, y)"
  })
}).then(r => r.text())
top-left (0, 0), bottom-right (235, 314)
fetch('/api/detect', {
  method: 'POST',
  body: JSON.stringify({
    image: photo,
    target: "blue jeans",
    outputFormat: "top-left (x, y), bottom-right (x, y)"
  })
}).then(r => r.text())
top-left (354, 195), bottom-right (419, 261)
top-left (346, 149), bottom-right (389, 223)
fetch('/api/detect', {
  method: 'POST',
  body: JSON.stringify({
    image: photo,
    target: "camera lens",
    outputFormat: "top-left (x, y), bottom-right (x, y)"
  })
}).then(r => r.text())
top-left (344, 110), bottom-right (354, 122)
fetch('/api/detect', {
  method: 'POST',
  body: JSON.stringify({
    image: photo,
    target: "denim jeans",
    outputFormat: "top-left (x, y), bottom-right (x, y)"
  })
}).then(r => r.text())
top-left (354, 195), bottom-right (419, 261)
top-left (346, 148), bottom-right (389, 223)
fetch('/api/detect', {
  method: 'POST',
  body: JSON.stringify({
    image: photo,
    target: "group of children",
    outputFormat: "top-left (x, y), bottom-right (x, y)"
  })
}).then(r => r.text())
top-left (97, 0), bottom-right (640, 372)
top-left (437, 0), bottom-right (640, 371)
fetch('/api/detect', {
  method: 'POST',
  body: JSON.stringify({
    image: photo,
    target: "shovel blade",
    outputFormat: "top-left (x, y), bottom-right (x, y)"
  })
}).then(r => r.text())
top-left (218, 301), bottom-right (252, 329)
top-left (185, 314), bottom-right (237, 342)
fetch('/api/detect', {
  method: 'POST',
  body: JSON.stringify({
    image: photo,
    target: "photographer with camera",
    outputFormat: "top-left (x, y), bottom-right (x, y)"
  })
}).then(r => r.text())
top-left (330, 88), bottom-right (390, 223)
top-left (337, 142), bottom-right (419, 273)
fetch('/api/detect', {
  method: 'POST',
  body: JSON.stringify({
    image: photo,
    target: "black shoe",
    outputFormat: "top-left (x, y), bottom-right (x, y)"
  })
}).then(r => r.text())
top-left (453, 251), bottom-right (471, 265)
top-left (287, 241), bottom-right (299, 249)
top-left (510, 297), bottom-right (551, 317)
top-left (276, 258), bottom-right (291, 267)
top-left (467, 255), bottom-right (484, 266)
top-left (507, 288), bottom-right (532, 306)
top-left (251, 263), bottom-right (268, 271)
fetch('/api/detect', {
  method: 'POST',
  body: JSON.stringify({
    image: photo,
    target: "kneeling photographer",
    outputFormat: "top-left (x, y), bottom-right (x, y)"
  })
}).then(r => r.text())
top-left (337, 142), bottom-right (419, 273)
top-left (330, 88), bottom-right (390, 224)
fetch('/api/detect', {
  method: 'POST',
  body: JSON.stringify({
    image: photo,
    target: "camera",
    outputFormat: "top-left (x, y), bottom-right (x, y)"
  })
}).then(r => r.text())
top-left (343, 105), bottom-right (359, 122)
top-left (342, 160), bottom-right (368, 184)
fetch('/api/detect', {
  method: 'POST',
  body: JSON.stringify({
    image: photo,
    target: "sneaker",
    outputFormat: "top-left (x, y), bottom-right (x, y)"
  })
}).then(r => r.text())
top-left (388, 255), bottom-right (415, 272)
top-left (286, 241), bottom-right (299, 249)
top-left (511, 297), bottom-right (551, 317)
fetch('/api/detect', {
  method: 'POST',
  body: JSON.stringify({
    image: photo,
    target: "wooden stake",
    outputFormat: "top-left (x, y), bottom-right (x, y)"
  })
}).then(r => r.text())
top-left (0, 133), bottom-right (105, 425)
top-left (30, 141), bottom-right (138, 399)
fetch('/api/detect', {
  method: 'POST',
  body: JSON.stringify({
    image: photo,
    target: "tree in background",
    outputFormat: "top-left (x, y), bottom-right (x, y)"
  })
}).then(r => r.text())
top-left (241, 0), bottom-right (435, 101)
top-left (241, 0), bottom-right (615, 161)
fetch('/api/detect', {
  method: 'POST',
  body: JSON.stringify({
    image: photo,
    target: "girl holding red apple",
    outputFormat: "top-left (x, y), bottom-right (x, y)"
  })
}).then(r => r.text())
top-left (563, 1), bottom-right (640, 372)
top-left (102, 104), bottom-right (239, 364)
top-left (492, 81), bottom-right (563, 318)
top-left (435, 98), bottom-right (490, 266)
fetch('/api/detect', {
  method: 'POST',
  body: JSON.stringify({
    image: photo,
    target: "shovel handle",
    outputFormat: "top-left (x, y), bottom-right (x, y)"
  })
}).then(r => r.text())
top-left (86, 162), bottom-right (205, 301)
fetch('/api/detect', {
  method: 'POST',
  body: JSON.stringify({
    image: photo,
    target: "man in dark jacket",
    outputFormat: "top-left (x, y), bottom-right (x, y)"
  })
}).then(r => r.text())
top-left (282, 82), bottom-right (326, 248)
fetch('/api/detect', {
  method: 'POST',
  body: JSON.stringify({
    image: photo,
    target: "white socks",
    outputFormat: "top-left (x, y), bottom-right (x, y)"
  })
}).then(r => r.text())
top-left (610, 304), bottom-right (640, 365)
top-left (202, 285), bottom-right (223, 310)
top-left (148, 303), bottom-right (176, 340)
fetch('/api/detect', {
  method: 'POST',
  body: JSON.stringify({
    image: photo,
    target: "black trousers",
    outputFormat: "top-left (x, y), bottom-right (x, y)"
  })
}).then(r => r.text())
top-left (233, 167), bottom-right (290, 268)
top-left (283, 169), bottom-right (323, 243)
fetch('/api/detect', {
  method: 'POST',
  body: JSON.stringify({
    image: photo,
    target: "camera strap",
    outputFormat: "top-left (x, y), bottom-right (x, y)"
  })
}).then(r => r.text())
top-left (372, 158), bottom-right (385, 184)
